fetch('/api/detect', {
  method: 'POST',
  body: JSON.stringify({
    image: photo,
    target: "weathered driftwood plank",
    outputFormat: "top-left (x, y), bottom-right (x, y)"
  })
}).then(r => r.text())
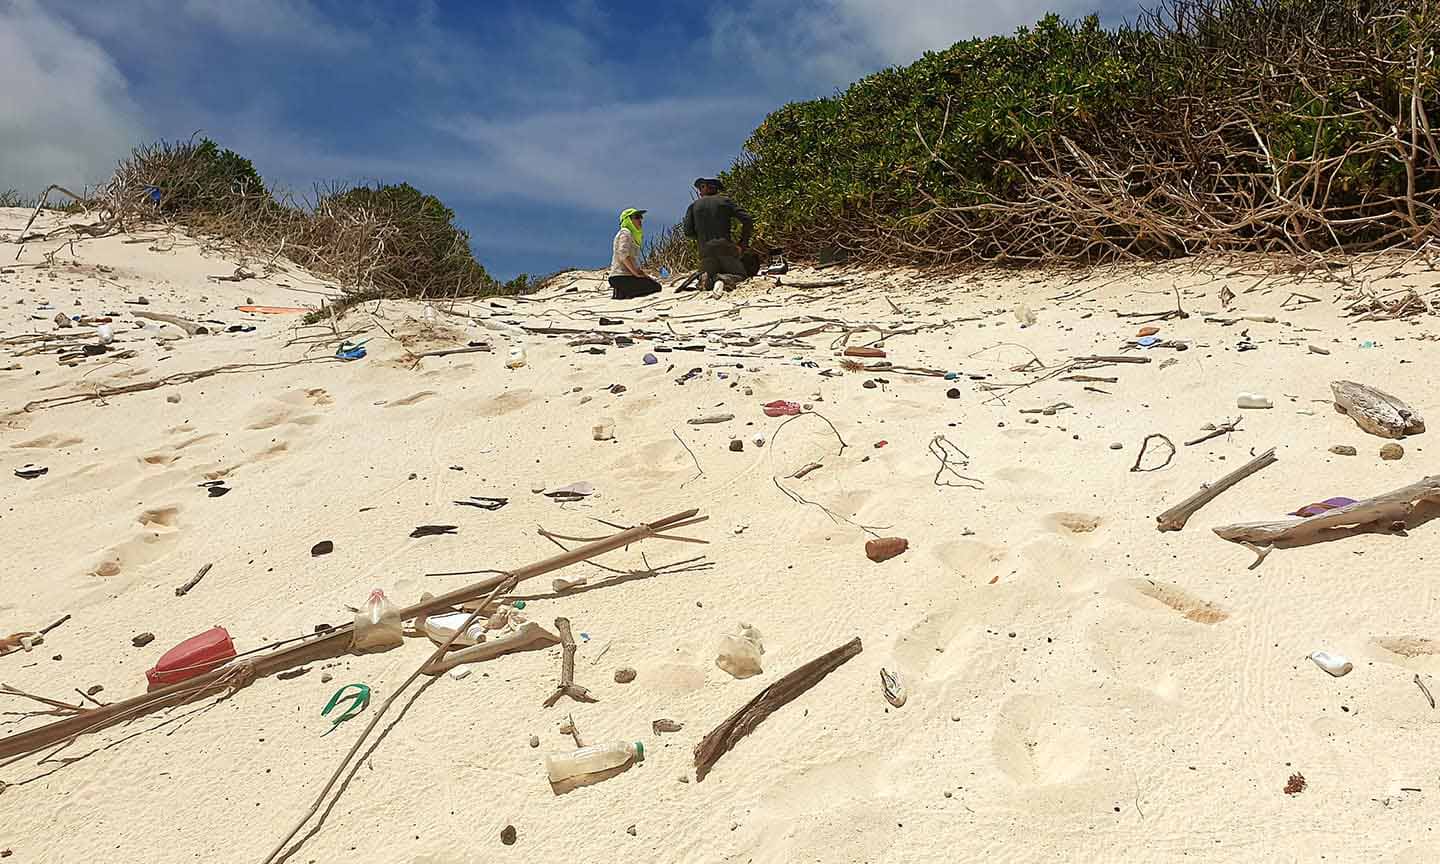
top-left (1331, 380), bottom-right (1424, 438)
top-left (1213, 475), bottom-right (1440, 546)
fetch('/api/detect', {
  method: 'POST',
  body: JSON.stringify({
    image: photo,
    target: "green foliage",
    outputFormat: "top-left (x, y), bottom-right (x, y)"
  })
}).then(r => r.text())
top-left (110, 139), bottom-right (507, 302)
top-left (725, 0), bottom-right (1440, 261)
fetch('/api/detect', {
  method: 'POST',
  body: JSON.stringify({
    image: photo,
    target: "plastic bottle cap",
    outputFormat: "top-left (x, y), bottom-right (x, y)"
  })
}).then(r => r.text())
top-left (633, 741), bottom-right (645, 762)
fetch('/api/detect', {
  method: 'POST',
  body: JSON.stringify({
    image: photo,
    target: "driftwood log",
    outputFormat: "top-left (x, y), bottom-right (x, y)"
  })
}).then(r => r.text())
top-left (542, 617), bottom-right (597, 707)
top-left (694, 636), bottom-right (862, 782)
top-left (1213, 475), bottom-right (1440, 546)
top-left (1156, 448), bottom-right (1277, 532)
top-left (0, 508), bottom-right (705, 761)
top-left (1331, 380), bottom-right (1424, 438)
top-left (133, 311), bottom-right (209, 336)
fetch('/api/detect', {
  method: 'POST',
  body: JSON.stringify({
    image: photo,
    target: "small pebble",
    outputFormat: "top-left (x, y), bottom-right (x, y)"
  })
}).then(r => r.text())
top-left (529, 735), bottom-right (540, 748)
top-left (166, 394), bottom-right (181, 404)
top-left (626, 825), bottom-right (637, 837)
top-left (729, 439), bottom-right (744, 452)
top-left (1381, 443), bottom-right (1404, 460)
top-left (500, 825), bottom-right (517, 846)
top-left (86, 684), bottom-right (104, 696)
top-left (579, 395), bottom-right (592, 405)
top-left (1308, 344), bottom-right (1330, 355)
top-left (52, 653), bottom-right (62, 661)
top-left (1109, 442), bottom-right (1123, 450)
top-left (131, 632), bottom-right (155, 648)
top-left (677, 774), bottom-right (690, 784)
top-left (321, 673), bottom-right (333, 683)
top-left (614, 667), bottom-right (637, 684)
top-left (1329, 444), bottom-right (1357, 456)
top-left (1025, 417), bottom-right (1038, 425)
top-left (944, 791), bottom-right (953, 798)
top-left (946, 388), bottom-right (960, 399)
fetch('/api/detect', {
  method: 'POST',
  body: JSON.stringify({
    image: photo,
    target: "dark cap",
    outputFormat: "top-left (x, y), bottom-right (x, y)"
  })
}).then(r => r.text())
top-left (693, 177), bottom-right (724, 191)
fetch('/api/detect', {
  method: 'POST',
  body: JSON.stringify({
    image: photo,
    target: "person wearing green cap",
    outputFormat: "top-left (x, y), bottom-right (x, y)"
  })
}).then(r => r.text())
top-left (609, 208), bottom-right (662, 300)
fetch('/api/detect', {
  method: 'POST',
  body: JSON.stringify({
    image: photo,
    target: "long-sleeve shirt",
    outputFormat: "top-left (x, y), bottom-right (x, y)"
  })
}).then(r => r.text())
top-left (610, 229), bottom-right (640, 278)
top-left (683, 195), bottom-right (754, 247)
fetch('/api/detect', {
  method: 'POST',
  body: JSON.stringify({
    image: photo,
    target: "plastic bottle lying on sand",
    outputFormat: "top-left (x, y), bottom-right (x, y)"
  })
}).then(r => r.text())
top-left (1236, 393), bottom-right (1273, 409)
top-left (506, 344), bottom-right (527, 369)
top-left (545, 741), bottom-right (644, 784)
top-left (351, 589), bottom-right (403, 652)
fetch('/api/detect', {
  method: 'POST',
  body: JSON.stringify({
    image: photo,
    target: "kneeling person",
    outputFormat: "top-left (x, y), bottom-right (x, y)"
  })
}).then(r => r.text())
top-left (609, 208), bottom-right (662, 300)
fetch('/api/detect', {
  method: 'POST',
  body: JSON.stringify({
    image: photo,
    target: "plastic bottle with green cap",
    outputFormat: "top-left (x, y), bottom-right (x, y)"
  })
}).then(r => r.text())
top-left (545, 740), bottom-right (644, 784)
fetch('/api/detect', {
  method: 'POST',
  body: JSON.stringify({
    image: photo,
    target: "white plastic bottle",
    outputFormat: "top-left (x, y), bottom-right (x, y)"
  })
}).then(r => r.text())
top-left (545, 741), bottom-right (644, 784)
top-left (507, 344), bottom-right (527, 369)
top-left (1236, 393), bottom-right (1273, 409)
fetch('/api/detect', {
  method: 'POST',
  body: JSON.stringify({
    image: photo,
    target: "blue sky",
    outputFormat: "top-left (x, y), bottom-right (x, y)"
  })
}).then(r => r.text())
top-left (2, 0), bottom-right (1138, 278)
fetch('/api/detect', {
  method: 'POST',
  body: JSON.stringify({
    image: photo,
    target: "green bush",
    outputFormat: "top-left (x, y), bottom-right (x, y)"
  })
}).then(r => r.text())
top-left (724, 1), bottom-right (1440, 263)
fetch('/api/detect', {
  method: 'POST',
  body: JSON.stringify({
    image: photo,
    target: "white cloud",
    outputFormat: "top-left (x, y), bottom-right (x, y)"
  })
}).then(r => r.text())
top-left (711, 0), bottom-right (1118, 91)
top-left (0, 1), bottom-right (144, 193)
top-left (435, 98), bottom-right (759, 216)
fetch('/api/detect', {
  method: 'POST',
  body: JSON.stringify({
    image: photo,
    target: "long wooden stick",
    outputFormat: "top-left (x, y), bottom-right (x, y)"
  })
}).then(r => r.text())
top-left (1213, 475), bottom-right (1440, 546)
top-left (0, 509), bottom-right (702, 761)
top-left (1156, 448), bottom-right (1276, 532)
top-left (694, 636), bottom-right (862, 782)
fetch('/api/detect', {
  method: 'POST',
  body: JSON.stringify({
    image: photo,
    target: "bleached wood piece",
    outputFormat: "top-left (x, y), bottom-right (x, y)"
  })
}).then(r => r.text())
top-left (1331, 380), bottom-right (1424, 438)
top-left (1213, 474), bottom-right (1440, 546)
top-left (1156, 448), bottom-right (1277, 532)
top-left (422, 621), bottom-right (559, 675)
top-left (133, 311), bottom-right (209, 336)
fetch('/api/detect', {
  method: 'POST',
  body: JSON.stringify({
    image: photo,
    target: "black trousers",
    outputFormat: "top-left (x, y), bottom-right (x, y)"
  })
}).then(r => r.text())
top-left (609, 274), bottom-right (662, 300)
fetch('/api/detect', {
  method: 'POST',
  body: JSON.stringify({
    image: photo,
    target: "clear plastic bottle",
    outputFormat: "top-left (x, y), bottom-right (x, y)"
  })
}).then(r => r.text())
top-left (545, 741), bottom-right (644, 784)
top-left (506, 344), bottom-right (527, 369)
top-left (351, 589), bottom-right (404, 652)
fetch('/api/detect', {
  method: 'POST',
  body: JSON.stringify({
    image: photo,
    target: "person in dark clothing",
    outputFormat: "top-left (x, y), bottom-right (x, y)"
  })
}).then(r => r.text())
top-left (683, 177), bottom-right (757, 290)
top-left (608, 207), bottom-right (662, 300)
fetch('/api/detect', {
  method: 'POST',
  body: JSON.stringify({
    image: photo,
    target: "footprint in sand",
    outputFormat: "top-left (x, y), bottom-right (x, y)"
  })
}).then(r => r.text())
top-left (1046, 511), bottom-right (1103, 535)
top-left (90, 506), bottom-right (183, 578)
top-left (137, 505), bottom-right (180, 531)
top-left (384, 390), bottom-right (437, 408)
top-left (305, 387), bottom-right (334, 406)
top-left (992, 693), bottom-right (1092, 786)
top-left (472, 390), bottom-right (536, 418)
top-left (1124, 578), bottom-right (1229, 624)
top-left (1374, 636), bottom-right (1440, 658)
top-left (10, 432), bottom-right (84, 449)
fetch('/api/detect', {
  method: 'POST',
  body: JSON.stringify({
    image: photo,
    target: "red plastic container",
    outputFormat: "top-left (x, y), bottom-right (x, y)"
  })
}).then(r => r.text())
top-left (146, 626), bottom-right (236, 690)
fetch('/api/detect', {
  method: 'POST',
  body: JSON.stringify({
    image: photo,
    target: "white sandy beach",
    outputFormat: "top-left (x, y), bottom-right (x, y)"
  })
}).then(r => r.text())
top-left (2, 207), bottom-right (1438, 863)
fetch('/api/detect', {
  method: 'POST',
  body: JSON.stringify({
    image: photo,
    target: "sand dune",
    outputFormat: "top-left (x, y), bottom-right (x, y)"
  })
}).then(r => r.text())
top-left (2, 208), bottom-right (1438, 862)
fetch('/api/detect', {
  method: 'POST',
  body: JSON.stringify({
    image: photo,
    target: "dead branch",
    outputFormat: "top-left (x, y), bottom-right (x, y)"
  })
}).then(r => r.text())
top-left (694, 636), bottom-right (862, 781)
top-left (1185, 417), bottom-right (1243, 446)
top-left (175, 563), bottom-right (213, 597)
top-left (1156, 447), bottom-right (1277, 532)
top-left (1131, 433), bottom-right (1177, 472)
top-left (542, 617), bottom-right (597, 708)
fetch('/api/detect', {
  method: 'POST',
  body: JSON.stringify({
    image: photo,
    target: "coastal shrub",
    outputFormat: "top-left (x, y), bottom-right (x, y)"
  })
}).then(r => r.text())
top-left (725, 0), bottom-right (1440, 264)
top-left (95, 139), bottom-right (509, 306)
